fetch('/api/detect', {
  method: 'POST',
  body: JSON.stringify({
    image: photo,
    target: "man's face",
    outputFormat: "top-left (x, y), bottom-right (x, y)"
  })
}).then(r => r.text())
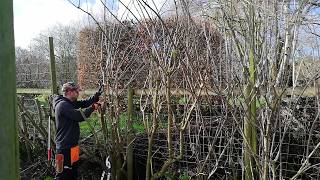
top-left (67, 89), bottom-right (80, 101)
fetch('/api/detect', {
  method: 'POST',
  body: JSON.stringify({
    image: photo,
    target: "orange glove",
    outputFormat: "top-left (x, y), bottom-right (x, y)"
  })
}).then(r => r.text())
top-left (92, 102), bottom-right (101, 110)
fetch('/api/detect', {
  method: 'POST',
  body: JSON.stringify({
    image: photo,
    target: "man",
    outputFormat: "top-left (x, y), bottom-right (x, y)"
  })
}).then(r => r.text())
top-left (53, 82), bottom-right (103, 180)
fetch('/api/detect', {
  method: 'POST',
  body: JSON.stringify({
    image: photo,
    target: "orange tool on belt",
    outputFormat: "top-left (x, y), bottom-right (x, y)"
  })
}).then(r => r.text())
top-left (55, 154), bottom-right (64, 173)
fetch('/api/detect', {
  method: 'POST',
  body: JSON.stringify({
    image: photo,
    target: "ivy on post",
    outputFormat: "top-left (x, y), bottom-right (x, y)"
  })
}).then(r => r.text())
top-left (0, 0), bottom-right (20, 179)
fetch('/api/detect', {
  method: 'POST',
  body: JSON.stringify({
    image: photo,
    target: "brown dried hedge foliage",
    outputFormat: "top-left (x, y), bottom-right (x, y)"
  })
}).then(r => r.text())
top-left (77, 17), bottom-right (224, 90)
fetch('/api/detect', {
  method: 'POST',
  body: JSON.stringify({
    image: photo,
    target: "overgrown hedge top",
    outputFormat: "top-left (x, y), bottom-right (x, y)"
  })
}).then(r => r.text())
top-left (77, 17), bottom-right (224, 90)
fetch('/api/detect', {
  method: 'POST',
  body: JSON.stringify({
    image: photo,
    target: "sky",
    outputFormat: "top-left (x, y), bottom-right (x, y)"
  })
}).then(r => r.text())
top-left (13, 0), bottom-right (168, 48)
top-left (14, 0), bottom-right (85, 48)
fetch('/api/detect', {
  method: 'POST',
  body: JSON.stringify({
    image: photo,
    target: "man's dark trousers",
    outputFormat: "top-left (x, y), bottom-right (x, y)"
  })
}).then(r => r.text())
top-left (55, 148), bottom-right (79, 180)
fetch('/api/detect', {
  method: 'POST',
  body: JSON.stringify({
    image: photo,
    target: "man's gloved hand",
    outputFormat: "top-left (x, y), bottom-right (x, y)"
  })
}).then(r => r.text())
top-left (92, 102), bottom-right (101, 110)
top-left (94, 84), bottom-right (104, 102)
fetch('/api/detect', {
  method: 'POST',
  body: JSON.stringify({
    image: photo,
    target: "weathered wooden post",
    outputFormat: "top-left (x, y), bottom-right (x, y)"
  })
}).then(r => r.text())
top-left (0, 0), bottom-right (20, 179)
top-left (244, 1), bottom-right (257, 179)
top-left (48, 37), bottom-right (57, 163)
top-left (49, 37), bottom-right (58, 95)
top-left (127, 87), bottom-right (134, 180)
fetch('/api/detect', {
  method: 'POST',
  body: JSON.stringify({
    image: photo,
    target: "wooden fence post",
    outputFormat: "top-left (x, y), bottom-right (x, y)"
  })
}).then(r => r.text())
top-left (244, 2), bottom-right (257, 179)
top-left (127, 87), bottom-right (134, 180)
top-left (49, 37), bottom-right (58, 94)
top-left (0, 0), bottom-right (20, 179)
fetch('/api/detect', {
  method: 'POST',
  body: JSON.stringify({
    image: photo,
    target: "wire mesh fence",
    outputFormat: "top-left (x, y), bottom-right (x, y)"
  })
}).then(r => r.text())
top-left (16, 62), bottom-right (51, 88)
top-left (130, 96), bottom-right (320, 179)
top-left (16, 89), bottom-right (320, 179)
top-left (16, 58), bottom-right (77, 89)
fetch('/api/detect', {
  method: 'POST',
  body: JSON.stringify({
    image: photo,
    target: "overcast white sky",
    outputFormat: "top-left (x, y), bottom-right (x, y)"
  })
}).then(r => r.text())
top-left (13, 0), bottom-right (168, 48)
top-left (14, 0), bottom-right (84, 48)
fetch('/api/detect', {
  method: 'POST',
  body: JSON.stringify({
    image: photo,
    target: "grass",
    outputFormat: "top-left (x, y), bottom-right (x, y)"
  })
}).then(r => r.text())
top-left (80, 113), bottom-right (100, 137)
top-left (119, 112), bottom-right (145, 133)
top-left (178, 97), bottom-right (188, 105)
top-left (80, 112), bottom-right (146, 138)
top-left (44, 176), bottom-right (54, 180)
top-left (34, 94), bottom-right (49, 107)
top-left (164, 171), bottom-right (190, 180)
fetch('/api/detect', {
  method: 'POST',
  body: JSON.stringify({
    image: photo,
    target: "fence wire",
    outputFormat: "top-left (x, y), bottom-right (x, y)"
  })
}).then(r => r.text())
top-left (16, 92), bottom-right (320, 179)
top-left (131, 96), bottom-right (320, 179)
top-left (16, 60), bottom-right (77, 89)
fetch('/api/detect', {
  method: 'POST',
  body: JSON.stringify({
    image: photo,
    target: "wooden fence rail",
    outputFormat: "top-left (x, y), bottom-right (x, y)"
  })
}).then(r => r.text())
top-left (17, 87), bottom-right (319, 97)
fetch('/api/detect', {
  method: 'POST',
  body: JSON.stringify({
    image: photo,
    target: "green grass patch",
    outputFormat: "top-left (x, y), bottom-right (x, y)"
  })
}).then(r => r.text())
top-left (119, 112), bottom-right (145, 133)
top-left (80, 112), bottom-right (145, 138)
top-left (178, 97), bottom-right (188, 105)
top-left (35, 94), bottom-right (49, 107)
top-left (179, 172), bottom-right (190, 180)
top-left (80, 113), bottom-right (100, 137)
top-left (44, 176), bottom-right (54, 180)
top-left (163, 171), bottom-right (190, 180)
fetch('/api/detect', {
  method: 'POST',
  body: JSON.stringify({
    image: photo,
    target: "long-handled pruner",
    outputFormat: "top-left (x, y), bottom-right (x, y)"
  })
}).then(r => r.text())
top-left (47, 114), bottom-right (52, 162)
top-left (47, 95), bottom-right (55, 164)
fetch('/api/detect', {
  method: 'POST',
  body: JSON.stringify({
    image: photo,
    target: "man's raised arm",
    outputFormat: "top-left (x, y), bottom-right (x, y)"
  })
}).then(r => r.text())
top-left (74, 85), bottom-right (103, 108)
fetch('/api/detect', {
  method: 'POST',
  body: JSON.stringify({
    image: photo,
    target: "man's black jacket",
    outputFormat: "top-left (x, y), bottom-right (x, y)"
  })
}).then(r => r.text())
top-left (53, 93), bottom-right (100, 150)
